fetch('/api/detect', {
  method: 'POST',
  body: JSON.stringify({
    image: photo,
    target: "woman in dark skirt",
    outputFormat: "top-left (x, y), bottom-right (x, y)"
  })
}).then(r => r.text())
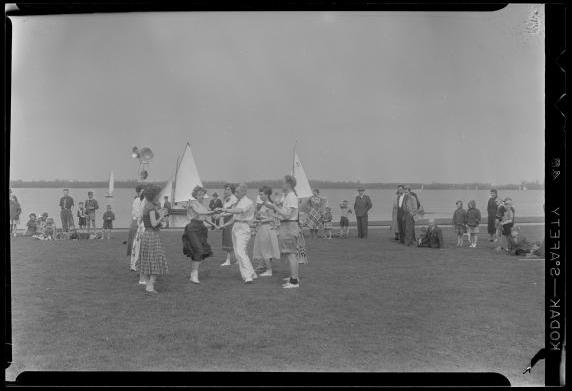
top-left (136, 185), bottom-right (169, 294)
top-left (183, 186), bottom-right (215, 284)
top-left (487, 189), bottom-right (499, 242)
top-left (218, 184), bottom-right (238, 266)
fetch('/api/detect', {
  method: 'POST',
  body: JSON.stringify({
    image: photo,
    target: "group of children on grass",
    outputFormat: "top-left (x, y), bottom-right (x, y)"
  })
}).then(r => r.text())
top-left (23, 204), bottom-right (116, 240)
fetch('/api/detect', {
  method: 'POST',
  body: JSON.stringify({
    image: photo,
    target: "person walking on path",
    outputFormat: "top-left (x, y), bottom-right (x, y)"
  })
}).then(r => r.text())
top-left (9, 189), bottom-right (22, 236)
top-left (59, 188), bottom-right (75, 232)
top-left (487, 189), bottom-right (499, 242)
top-left (183, 186), bottom-right (215, 284)
top-left (84, 191), bottom-right (99, 234)
top-left (263, 175), bottom-right (302, 289)
top-left (354, 186), bottom-right (373, 239)
top-left (218, 184), bottom-right (238, 266)
top-left (402, 186), bottom-right (418, 246)
top-left (136, 185), bottom-right (169, 294)
top-left (219, 183), bottom-right (257, 283)
top-left (391, 185), bottom-right (404, 241)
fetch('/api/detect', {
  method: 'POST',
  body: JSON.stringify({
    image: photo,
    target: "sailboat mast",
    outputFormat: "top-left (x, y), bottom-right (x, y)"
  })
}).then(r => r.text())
top-left (292, 141), bottom-right (297, 175)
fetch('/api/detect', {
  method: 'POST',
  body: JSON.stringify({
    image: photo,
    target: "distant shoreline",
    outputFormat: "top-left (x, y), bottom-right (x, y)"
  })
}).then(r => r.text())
top-left (10, 180), bottom-right (544, 191)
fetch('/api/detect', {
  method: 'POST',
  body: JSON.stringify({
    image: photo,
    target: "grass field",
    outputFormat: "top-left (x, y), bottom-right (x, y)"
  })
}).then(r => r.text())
top-left (7, 225), bottom-right (545, 386)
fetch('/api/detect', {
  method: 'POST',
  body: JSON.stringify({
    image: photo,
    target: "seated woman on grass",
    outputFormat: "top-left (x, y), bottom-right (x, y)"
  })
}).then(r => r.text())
top-left (507, 227), bottom-right (543, 257)
top-left (417, 218), bottom-right (445, 249)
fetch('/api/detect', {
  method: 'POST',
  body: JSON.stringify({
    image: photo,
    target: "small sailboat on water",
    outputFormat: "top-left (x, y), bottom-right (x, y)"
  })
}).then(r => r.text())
top-left (162, 143), bottom-right (205, 215)
top-left (105, 171), bottom-right (114, 198)
top-left (291, 146), bottom-right (313, 199)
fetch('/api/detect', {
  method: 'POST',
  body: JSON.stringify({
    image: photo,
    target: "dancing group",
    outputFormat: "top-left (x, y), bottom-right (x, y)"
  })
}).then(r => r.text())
top-left (126, 175), bottom-right (305, 294)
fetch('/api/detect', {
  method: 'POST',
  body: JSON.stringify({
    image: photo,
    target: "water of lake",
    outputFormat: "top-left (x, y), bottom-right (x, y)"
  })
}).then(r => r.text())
top-left (11, 187), bottom-right (545, 229)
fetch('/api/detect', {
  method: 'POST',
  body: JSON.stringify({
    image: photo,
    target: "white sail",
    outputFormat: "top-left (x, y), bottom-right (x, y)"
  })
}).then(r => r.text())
top-left (105, 171), bottom-right (114, 197)
top-left (174, 143), bottom-right (203, 203)
top-left (292, 151), bottom-right (313, 199)
top-left (158, 179), bottom-right (173, 205)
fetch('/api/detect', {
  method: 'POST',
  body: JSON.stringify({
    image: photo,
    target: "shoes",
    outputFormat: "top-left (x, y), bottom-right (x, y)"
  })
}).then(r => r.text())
top-left (220, 261), bottom-right (231, 266)
top-left (282, 281), bottom-right (300, 289)
top-left (130, 267), bottom-right (137, 272)
top-left (244, 279), bottom-right (254, 284)
top-left (190, 278), bottom-right (200, 284)
top-left (145, 289), bottom-right (158, 295)
top-left (138, 281), bottom-right (147, 285)
top-left (259, 270), bottom-right (272, 277)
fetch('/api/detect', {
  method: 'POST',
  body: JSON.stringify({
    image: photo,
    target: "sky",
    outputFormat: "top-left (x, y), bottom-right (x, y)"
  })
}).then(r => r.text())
top-left (9, 5), bottom-right (545, 184)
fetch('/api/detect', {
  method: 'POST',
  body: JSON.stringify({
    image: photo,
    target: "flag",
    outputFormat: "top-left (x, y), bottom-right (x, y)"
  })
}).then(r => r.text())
top-left (292, 152), bottom-right (313, 198)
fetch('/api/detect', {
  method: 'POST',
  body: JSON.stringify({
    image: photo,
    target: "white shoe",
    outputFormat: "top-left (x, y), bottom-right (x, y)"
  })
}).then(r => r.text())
top-left (259, 270), bottom-right (272, 277)
top-left (190, 278), bottom-right (200, 284)
top-left (244, 279), bottom-right (254, 284)
top-left (220, 261), bottom-right (231, 266)
top-left (130, 267), bottom-right (137, 272)
top-left (138, 281), bottom-right (147, 285)
top-left (282, 281), bottom-right (300, 289)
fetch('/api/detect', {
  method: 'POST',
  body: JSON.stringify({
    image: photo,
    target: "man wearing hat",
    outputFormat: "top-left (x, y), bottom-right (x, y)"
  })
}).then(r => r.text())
top-left (59, 188), bottom-right (75, 232)
top-left (354, 186), bottom-right (373, 239)
top-left (85, 191), bottom-right (99, 234)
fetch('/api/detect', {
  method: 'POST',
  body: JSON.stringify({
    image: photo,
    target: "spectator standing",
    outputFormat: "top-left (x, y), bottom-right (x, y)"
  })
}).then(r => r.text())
top-left (354, 186), bottom-right (373, 239)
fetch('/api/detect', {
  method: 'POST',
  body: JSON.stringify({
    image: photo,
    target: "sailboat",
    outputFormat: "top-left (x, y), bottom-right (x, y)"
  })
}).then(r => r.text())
top-left (166, 143), bottom-right (205, 215)
top-left (105, 171), bottom-right (114, 198)
top-left (291, 144), bottom-right (313, 199)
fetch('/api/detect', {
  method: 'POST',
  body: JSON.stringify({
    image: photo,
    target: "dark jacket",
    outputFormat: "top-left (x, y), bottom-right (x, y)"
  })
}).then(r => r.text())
top-left (209, 198), bottom-right (223, 211)
top-left (487, 197), bottom-right (498, 216)
top-left (452, 208), bottom-right (467, 226)
top-left (354, 194), bottom-right (372, 217)
top-left (466, 208), bottom-right (481, 227)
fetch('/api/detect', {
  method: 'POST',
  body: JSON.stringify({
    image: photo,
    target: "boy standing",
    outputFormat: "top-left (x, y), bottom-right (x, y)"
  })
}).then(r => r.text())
top-left (338, 200), bottom-right (353, 238)
top-left (102, 205), bottom-right (115, 240)
top-left (59, 188), bottom-right (75, 232)
top-left (85, 191), bottom-right (99, 234)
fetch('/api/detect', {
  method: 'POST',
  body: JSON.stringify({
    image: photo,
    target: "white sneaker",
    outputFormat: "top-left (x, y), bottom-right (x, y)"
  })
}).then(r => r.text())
top-left (190, 278), bottom-right (200, 284)
top-left (282, 281), bottom-right (300, 289)
top-left (220, 261), bottom-right (231, 266)
top-left (259, 270), bottom-right (272, 277)
top-left (244, 279), bottom-right (254, 284)
top-left (138, 281), bottom-right (147, 285)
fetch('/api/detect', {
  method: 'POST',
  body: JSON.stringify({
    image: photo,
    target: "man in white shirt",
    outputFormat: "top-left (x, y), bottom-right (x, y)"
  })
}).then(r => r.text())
top-left (220, 183), bottom-right (257, 283)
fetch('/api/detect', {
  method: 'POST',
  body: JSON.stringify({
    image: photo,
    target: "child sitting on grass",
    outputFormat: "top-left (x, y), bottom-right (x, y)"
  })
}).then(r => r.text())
top-left (44, 218), bottom-right (56, 240)
top-left (322, 207), bottom-right (333, 239)
top-left (452, 200), bottom-right (467, 247)
top-left (466, 200), bottom-right (481, 248)
top-left (25, 213), bottom-right (38, 236)
top-left (507, 226), bottom-right (541, 256)
top-left (417, 218), bottom-right (445, 248)
top-left (102, 205), bottom-right (115, 240)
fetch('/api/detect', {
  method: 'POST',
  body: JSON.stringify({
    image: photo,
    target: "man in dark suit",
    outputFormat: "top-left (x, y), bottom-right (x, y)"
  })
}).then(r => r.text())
top-left (354, 187), bottom-right (372, 239)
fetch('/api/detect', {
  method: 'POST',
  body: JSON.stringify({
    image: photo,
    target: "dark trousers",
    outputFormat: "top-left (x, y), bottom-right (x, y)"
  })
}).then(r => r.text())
top-left (403, 212), bottom-right (416, 246)
top-left (397, 208), bottom-right (405, 243)
top-left (60, 209), bottom-right (74, 232)
top-left (356, 214), bottom-right (368, 238)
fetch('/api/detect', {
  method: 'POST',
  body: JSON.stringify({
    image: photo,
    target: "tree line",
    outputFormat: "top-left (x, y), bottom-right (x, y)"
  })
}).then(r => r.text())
top-left (9, 179), bottom-right (544, 190)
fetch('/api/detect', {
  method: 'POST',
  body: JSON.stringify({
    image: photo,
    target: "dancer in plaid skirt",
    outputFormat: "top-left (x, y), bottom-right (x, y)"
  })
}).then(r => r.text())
top-left (136, 185), bottom-right (169, 294)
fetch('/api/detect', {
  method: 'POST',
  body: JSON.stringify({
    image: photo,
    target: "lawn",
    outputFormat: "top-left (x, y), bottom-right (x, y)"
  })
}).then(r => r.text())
top-left (7, 225), bottom-right (545, 386)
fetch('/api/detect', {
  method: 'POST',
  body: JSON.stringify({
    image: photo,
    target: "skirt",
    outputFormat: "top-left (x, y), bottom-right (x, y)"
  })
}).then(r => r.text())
top-left (126, 220), bottom-right (138, 256)
top-left (137, 230), bottom-right (168, 276)
top-left (278, 221), bottom-right (299, 254)
top-left (502, 222), bottom-right (514, 236)
top-left (455, 224), bottom-right (467, 235)
top-left (103, 221), bottom-right (113, 229)
top-left (467, 225), bottom-right (480, 234)
top-left (78, 217), bottom-right (87, 226)
top-left (183, 220), bottom-right (213, 262)
top-left (253, 224), bottom-right (281, 260)
top-left (222, 215), bottom-right (234, 251)
top-left (306, 208), bottom-right (322, 230)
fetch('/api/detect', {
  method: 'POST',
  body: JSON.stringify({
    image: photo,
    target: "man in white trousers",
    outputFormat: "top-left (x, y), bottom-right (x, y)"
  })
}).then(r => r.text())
top-left (220, 183), bottom-right (257, 283)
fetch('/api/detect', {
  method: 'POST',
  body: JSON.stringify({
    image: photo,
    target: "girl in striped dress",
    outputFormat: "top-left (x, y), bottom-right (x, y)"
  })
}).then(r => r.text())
top-left (136, 185), bottom-right (169, 294)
